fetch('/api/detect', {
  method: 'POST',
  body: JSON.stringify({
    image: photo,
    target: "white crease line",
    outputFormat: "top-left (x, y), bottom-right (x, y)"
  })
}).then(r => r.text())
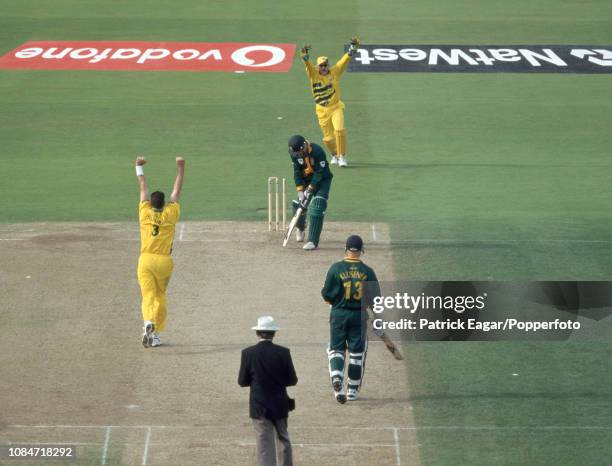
top-left (7, 424), bottom-right (612, 431)
top-left (240, 442), bottom-right (397, 448)
top-left (179, 223), bottom-right (185, 241)
top-left (102, 426), bottom-right (111, 465)
top-left (8, 425), bottom-right (109, 429)
top-left (147, 442), bottom-right (415, 447)
top-left (149, 425), bottom-right (397, 430)
top-left (2, 237), bottom-right (611, 245)
top-left (0, 237), bottom-right (265, 243)
top-left (3, 442), bottom-right (99, 445)
top-left (371, 223), bottom-right (378, 242)
top-left (142, 426), bottom-right (151, 466)
top-left (393, 427), bottom-right (401, 466)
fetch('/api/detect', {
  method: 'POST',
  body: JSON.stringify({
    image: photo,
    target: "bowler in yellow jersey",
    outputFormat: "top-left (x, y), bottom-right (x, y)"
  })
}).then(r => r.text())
top-left (135, 156), bottom-right (185, 348)
top-left (300, 37), bottom-right (360, 167)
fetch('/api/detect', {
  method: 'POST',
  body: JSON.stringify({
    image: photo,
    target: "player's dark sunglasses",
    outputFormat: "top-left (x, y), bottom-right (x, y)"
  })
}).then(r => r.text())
top-left (319, 63), bottom-right (328, 68)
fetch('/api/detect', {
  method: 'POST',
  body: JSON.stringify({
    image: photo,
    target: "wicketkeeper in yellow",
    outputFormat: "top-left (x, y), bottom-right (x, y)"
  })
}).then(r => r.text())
top-left (135, 156), bottom-right (185, 348)
top-left (300, 37), bottom-right (360, 167)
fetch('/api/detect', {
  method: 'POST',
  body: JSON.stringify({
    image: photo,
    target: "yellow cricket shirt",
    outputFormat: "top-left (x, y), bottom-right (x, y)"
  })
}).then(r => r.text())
top-left (139, 201), bottom-right (180, 255)
top-left (305, 53), bottom-right (350, 108)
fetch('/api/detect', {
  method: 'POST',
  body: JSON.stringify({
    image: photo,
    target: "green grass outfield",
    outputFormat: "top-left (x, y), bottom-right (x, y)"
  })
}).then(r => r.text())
top-left (1, 1), bottom-right (612, 464)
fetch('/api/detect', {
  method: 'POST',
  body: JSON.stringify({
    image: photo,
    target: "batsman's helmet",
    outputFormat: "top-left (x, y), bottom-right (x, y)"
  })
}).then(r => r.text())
top-left (346, 235), bottom-right (364, 252)
top-left (288, 135), bottom-right (307, 156)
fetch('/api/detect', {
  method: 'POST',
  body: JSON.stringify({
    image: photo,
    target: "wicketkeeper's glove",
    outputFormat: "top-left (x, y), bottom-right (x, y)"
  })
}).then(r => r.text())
top-left (300, 44), bottom-right (311, 62)
top-left (348, 37), bottom-right (360, 57)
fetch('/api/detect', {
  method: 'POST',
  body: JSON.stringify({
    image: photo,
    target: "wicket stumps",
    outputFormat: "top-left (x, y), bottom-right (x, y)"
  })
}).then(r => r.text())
top-left (267, 176), bottom-right (286, 231)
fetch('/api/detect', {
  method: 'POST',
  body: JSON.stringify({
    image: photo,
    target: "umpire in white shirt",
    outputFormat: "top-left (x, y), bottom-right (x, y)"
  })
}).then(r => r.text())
top-left (238, 316), bottom-right (298, 466)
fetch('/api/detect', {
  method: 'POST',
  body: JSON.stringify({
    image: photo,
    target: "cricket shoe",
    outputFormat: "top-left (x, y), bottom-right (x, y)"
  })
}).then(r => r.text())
top-left (346, 388), bottom-right (360, 401)
top-left (335, 390), bottom-right (347, 404)
top-left (303, 242), bottom-right (317, 251)
top-left (142, 321), bottom-right (154, 348)
top-left (337, 156), bottom-right (348, 167)
top-left (330, 156), bottom-right (338, 165)
top-left (331, 376), bottom-right (343, 393)
top-left (295, 229), bottom-right (305, 242)
top-left (151, 332), bottom-right (162, 347)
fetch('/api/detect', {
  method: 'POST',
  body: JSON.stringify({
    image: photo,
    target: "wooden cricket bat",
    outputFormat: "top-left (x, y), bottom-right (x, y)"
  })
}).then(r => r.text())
top-left (282, 206), bottom-right (304, 247)
top-left (283, 197), bottom-right (312, 247)
top-left (380, 332), bottom-right (403, 360)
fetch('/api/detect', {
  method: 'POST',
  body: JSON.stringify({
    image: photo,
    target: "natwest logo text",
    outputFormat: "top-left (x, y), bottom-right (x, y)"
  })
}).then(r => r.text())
top-left (348, 45), bottom-right (612, 73)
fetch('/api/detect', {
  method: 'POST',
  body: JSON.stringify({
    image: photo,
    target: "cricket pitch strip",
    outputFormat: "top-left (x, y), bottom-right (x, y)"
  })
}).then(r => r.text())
top-left (0, 221), bottom-right (419, 465)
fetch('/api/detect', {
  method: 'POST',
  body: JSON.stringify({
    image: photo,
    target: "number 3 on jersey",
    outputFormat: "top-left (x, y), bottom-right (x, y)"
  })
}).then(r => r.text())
top-left (152, 225), bottom-right (159, 236)
top-left (343, 280), bottom-right (363, 301)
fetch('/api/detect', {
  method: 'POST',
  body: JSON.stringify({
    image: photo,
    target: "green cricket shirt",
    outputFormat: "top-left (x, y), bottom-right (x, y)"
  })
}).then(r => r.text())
top-left (321, 258), bottom-right (380, 311)
top-left (290, 142), bottom-right (333, 192)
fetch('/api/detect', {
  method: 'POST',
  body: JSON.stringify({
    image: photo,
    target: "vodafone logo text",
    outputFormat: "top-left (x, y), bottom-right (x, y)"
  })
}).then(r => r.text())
top-left (0, 41), bottom-right (296, 72)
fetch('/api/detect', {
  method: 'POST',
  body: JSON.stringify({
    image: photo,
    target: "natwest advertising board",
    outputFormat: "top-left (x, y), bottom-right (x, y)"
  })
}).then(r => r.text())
top-left (0, 41), bottom-right (296, 72)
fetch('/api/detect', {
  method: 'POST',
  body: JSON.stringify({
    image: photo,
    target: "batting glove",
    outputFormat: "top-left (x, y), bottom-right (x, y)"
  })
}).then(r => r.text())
top-left (299, 190), bottom-right (312, 209)
top-left (348, 37), bottom-right (361, 57)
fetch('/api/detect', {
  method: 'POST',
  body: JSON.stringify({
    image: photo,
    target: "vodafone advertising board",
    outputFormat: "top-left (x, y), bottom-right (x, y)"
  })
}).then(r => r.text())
top-left (0, 41), bottom-right (296, 72)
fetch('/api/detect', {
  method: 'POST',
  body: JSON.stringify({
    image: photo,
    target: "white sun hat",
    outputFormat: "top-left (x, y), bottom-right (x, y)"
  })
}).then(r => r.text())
top-left (252, 315), bottom-right (280, 331)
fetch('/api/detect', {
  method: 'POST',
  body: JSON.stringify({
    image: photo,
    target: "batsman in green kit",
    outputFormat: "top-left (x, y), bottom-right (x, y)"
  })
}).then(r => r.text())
top-left (287, 135), bottom-right (333, 251)
top-left (321, 235), bottom-right (380, 403)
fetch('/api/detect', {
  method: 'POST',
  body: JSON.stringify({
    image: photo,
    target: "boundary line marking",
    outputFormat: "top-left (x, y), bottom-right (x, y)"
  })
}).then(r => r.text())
top-left (102, 426), bottom-right (111, 465)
